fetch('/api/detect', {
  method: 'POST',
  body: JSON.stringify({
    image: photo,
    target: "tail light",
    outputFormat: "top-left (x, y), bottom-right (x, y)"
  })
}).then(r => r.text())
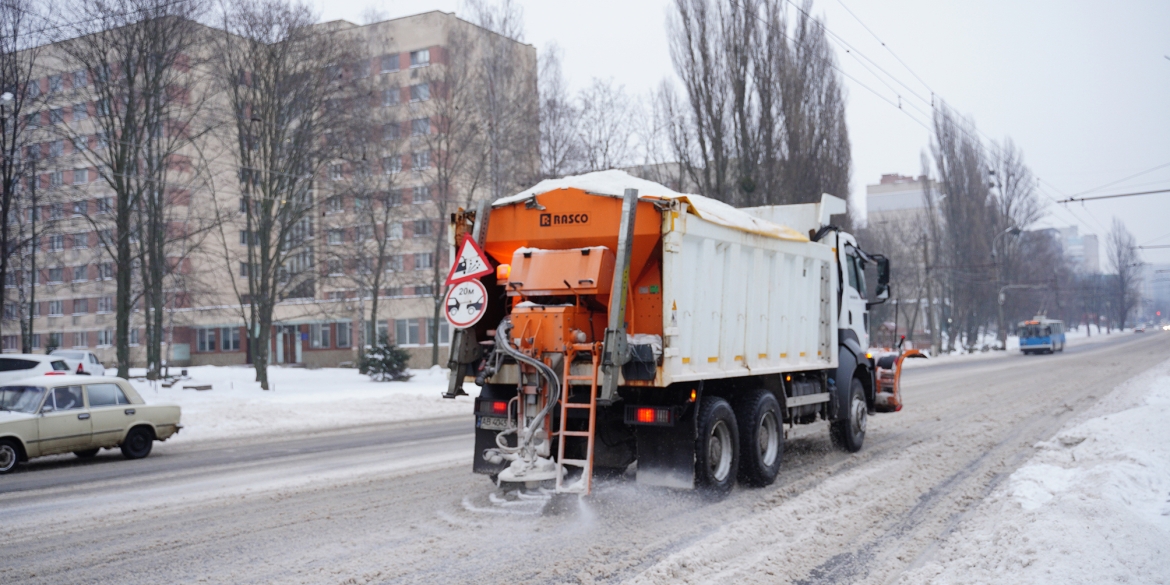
top-left (77, 363), bottom-right (84, 374)
top-left (45, 371), bottom-right (65, 376)
top-left (479, 400), bottom-right (509, 415)
top-left (626, 406), bottom-right (675, 426)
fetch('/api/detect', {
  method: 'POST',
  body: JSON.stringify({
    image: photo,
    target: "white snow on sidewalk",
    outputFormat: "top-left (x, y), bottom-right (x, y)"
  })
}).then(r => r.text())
top-left (899, 359), bottom-right (1170, 585)
top-left (126, 365), bottom-right (475, 444)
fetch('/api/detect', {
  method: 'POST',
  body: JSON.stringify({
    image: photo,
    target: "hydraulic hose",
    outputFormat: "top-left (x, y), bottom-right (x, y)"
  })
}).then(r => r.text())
top-left (493, 319), bottom-right (561, 455)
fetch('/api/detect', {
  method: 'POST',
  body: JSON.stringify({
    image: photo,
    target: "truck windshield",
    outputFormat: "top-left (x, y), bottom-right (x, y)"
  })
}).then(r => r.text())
top-left (0, 385), bottom-right (46, 414)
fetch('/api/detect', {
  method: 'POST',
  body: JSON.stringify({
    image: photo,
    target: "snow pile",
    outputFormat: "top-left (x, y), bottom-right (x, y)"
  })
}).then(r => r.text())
top-left (899, 361), bottom-right (1170, 585)
top-left (127, 365), bottom-right (474, 443)
top-left (494, 169), bottom-right (807, 241)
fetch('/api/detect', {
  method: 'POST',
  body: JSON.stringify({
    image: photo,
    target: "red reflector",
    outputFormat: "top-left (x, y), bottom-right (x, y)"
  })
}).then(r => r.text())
top-left (492, 401), bottom-right (508, 414)
top-left (45, 372), bottom-right (65, 375)
top-left (636, 408), bottom-right (656, 423)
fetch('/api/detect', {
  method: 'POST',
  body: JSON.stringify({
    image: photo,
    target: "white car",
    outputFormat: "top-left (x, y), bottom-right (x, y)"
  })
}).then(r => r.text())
top-left (0, 375), bottom-right (182, 474)
top-left (0, 354), bottom-right (72, 385)
top-left (50, 350), bottom-right (107, 376)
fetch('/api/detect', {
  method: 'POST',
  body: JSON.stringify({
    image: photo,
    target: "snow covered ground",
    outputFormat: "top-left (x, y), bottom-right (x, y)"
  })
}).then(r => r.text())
top-left (900, 326), bottom-right (1136, 369)
top-left (897, 358), bottom-right (1170, 585)
top-left (126, 365), bottom-right (476, 444)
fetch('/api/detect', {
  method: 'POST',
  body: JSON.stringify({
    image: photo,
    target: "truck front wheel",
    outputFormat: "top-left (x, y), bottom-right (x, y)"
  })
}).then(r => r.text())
top-left (831, 378), bottom-right (867, 453)
top-left (695, 396), bottom-right (739, 498)
top-left (735, 389), bottom-right (783, 487)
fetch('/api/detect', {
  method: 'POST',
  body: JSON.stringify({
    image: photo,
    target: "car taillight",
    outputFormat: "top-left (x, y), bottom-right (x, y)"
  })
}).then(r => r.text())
top-left (45, 371), bottom-right (65, 376)
top-left (77, 363), bottom-right (84, 373)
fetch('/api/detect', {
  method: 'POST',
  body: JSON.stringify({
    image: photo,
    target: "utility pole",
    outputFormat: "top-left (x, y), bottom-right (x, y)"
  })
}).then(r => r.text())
top-left (23, 159), bottom-right (35, 353)
top-left (923, 236), bottom-right (938, 355)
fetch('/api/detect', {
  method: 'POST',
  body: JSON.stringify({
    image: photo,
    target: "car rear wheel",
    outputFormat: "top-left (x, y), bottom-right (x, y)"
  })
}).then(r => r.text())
top-left (74, 448), bottom-right (100, 458)
top-left (0, 440), bottom-right (20, 474)
top-left (734, 389), bottom-right (783, 487)
top-left (120, 427), bottom-right (154, 459)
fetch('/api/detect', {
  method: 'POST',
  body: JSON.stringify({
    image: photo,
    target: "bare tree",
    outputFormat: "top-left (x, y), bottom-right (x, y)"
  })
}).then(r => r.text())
top-left (212, 0), bottom-right (353, 389)
top-left (537, 42), bottom-right (579, 179)
top-left (1106, 218), bottom-right (1141, 329)
top-left (576, 78), bottom-right (636, 172)
top-left (56, 0), bottom-right (209, 377)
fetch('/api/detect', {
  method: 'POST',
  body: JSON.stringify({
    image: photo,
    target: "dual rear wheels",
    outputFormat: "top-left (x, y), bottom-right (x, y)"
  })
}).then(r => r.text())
top-left (694, 390), bottom-right (785, 497)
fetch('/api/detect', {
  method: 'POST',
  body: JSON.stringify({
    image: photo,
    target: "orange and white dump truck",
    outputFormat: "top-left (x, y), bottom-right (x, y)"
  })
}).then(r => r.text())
top-left (444, 170), bottom-right (914, 497)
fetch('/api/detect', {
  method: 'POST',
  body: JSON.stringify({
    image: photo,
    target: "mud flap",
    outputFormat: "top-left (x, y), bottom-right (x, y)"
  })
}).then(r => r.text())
top-left (634, 411), bottom-right (696, 489)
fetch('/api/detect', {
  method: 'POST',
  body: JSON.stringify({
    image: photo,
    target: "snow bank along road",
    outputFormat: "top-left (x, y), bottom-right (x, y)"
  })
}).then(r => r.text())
top-left (1, 332), bottom-right (1166, 584)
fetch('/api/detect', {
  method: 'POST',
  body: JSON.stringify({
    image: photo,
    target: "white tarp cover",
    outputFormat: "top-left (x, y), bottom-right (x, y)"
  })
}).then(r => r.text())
top-left (494, 170), bottom-right (808, 242)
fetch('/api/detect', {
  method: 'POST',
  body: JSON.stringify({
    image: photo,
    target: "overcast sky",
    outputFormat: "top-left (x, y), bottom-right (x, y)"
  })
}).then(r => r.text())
top-left (311, 0), bottom-right (1170, 267)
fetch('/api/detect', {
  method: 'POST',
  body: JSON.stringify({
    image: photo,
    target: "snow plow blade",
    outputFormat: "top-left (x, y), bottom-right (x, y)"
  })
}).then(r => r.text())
top-left (873, 349), bottom-right (926, 412)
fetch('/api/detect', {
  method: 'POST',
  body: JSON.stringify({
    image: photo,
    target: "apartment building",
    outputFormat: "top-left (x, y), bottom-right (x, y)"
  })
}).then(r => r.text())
top-left (0, 11), bottom-right (538, 369)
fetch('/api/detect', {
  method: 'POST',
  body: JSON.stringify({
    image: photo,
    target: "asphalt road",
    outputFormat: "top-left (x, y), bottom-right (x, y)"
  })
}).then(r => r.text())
top-left (1, 331), bottom-right (1165, 584)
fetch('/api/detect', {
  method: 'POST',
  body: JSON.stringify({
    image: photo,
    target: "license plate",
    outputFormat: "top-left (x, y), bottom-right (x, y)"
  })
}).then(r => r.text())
top-left (477, 416), bottom-right (509, 431)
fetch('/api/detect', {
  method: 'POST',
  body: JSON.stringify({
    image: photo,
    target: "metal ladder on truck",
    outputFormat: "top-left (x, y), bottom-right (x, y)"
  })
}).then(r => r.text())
top-left (554, 343), bottom-right (601, 495)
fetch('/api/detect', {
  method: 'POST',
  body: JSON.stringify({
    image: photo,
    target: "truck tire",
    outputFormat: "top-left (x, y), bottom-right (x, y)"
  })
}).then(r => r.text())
top-left (735, 390), bottom-right (783, 487)
top-left (695, 396), bottom-right (739, 498)
top-left (831, 378), bottom-right (866, 453)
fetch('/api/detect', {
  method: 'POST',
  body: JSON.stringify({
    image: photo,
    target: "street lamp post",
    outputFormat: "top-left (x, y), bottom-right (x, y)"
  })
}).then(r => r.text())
top-left (993, 226), bottom-right (1022, 349)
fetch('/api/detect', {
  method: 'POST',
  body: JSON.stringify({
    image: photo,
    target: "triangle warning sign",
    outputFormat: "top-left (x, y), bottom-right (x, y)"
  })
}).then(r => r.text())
top-left (445, 234), bottom-right (493, 285)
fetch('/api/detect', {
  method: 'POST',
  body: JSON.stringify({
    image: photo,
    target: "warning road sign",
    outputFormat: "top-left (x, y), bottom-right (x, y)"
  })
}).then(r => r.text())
top-left (444, 279), bottom-right (488, 329)
top-left (445, 235), bottom-right (493, 285)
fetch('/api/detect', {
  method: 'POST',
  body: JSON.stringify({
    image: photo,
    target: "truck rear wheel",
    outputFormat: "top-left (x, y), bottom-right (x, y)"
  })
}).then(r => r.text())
top-left (735, 390), bottom-right (783, 487)
top-left (695, 396), bottom-right (739, 498)
top-left (831, 378), bottom-right (866, 453)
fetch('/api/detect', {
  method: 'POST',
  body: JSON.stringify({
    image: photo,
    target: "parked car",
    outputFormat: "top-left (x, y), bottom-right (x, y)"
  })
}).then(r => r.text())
top-left (0, 355), bottom-right (71, 385)
top-left (49, 349), bottom-right (106, 376)
top-left (0, 375), bottom-right (181, 474)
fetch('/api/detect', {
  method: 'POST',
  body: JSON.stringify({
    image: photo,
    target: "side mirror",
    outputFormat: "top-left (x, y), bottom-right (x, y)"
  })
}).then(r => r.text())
top-left (868, 255), bottom-right (890, 307)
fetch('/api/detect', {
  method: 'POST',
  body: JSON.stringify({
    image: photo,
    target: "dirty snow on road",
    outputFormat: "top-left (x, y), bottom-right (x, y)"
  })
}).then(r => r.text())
top-left (896, 358), bottom-right (1170, 585)
top-left (126, 365), bottom-right (474, 443)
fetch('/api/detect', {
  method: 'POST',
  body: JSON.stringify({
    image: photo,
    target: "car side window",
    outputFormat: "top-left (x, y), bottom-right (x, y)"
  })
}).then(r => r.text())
top-left (51, 386), bottom-right (84, 411)
top-left (89, 354), bottom-right (100, 364)
top-left (50, 360), bottom-right (70, 371)
top-left (87, 383), bottom-right (127, 407)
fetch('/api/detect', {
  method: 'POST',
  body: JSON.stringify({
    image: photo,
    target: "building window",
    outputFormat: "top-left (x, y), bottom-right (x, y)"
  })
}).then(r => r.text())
top-left (96, 197), bottom-right (113, 214)
top-left (72, 70), bottom-right (87, 88)
top-left (383, 87), bottom-right (400, 107)
top-left (330, 164), bottom-right (344, 181)
top-left (383, 122), bottom-right (399, 142)
top-left (310, 323), bottom-right (330, 348)
top-left (395, 318), bottom-right (421, 345)
top-left (72, 201), bottom-right (87, 216)
top-left (386, 255), bottom-right (404, 272)
top-left (50, 108), bottom-right (64, 125)
top-left (336, 322), bottom-right (351, 347)
top-left (48, 234), bottom-right (65, 251)
top-left (411, 117), bottom-right (429, 136)
top-left (411, 150), bottom-right (430, 171)
top-left (72, 331), bottom-right (88, 348)
top-left (221, 327), bottom-right (240, 351)
top-left (49, 204), bottom-right (64, 221)
top-left (327, 259), bottom-right (343, 275)
top-left (97, 296), bottom-right (113, 313)
top-left (49, 143), bottom-right (64, 160)
top-left (49, 300), bottom-right (63, 316)
top-left (48, 332), bottom-right (63, 349)
top-left (326, 196), bottom-right (342, 213)
top-left (26, 81), bottom-right (40, 99)
top-left (98, 262), bottom-right (114, 280)
top-left (413, 220), bottom-right (432, 238)
top-left (413, 186), bottom-right (431, 202)
top-left (354, 225), bottom-right (372, 242)
top-left (239, 262), bottom-right (250, 277)
top-left (72, 298), bottom-right (88, 314)
top-left (72, 103), bottom-right (88, 122)
top-left (197, 328), bottom-right (216, 352)
top-left (98, 329), bottom-right (113, 346)
top-left (130, 328), bottom-right (139, 346)
top-left (426, 318), bottom-right (451, 345)
top-left (410, 84), bottom-right (430, 102)
top-left (48, 74), bottom-right (62, 93)
top-left (327, 229), bottom-right (344, 245)
top-left (409, 49), bottom-right (430, 68)
top-left (2, 334), bottom-right (18, 350)
top-left (73, 169), bottom-right (88, 184)
top-left (382, 156), bottom-right (401, 175)
top-left (48, 267), bottom-right (64, 283)
top-left (72, 265), bottom-right (88, 282)
top-left (387, 222), bottom-right (403, 240)
top-left (414, 253), bottom-right (434, 270)
top-left (380, 54), bottom-right (399, 73)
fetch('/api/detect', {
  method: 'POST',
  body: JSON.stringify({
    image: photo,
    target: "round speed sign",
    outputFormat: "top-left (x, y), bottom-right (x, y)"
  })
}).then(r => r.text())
top-left (444, 279), bottom-right (489, 329)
